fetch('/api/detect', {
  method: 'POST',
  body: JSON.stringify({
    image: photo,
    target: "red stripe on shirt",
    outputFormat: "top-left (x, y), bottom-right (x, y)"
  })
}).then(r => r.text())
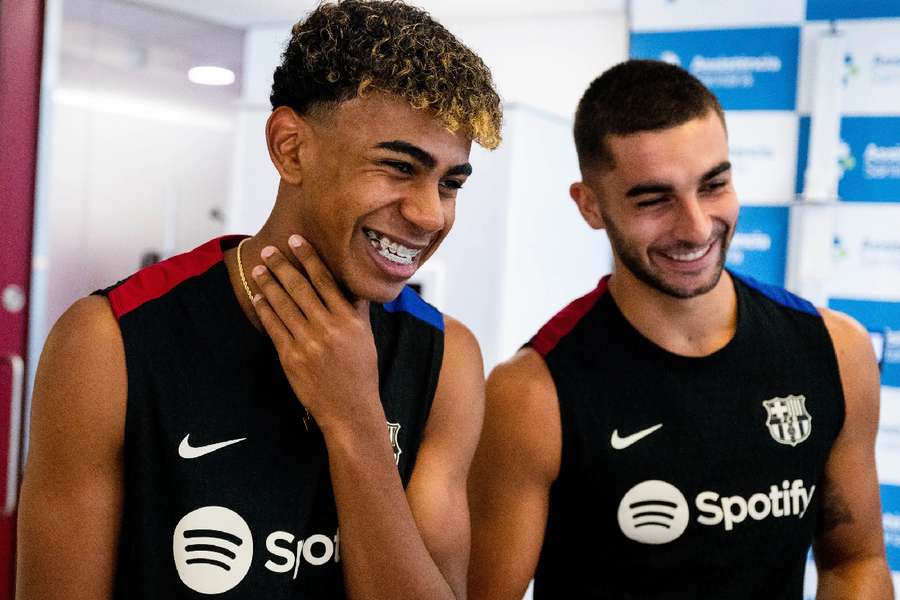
top-left (531, 276), bottom-right (610, 357)
top-left (107, 235), bottom-right (244, 319)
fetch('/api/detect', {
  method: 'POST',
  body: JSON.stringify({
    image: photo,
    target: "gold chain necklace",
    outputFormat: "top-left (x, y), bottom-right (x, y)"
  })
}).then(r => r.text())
top-left (236, 236), bottom-right (312, 431)
top-left (236, 237), bottom-right (254, 304)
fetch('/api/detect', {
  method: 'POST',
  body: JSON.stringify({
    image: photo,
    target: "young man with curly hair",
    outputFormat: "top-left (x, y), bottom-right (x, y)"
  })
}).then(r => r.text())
top-left (16, 2), bottom-right (501, 598)
top-left (468, 60), bottom-right (891, 599)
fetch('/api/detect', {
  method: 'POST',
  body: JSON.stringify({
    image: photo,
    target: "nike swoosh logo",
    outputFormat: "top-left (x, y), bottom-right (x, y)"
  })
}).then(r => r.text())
top-left (610, 424), bottom-right (663, 450)
top-left (178, 434), bottom-right (247, 459)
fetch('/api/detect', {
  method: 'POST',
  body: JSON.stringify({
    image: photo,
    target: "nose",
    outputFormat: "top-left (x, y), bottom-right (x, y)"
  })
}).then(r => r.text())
top-left (400, 184), bottom-right (446, 234)
top-left (673, 195), bottom-right (713, 245)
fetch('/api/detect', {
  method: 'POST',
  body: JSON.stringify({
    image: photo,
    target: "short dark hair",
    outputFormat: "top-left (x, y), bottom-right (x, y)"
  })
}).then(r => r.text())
top-left (573, 59), bottom-right (724, 173)
top-left (270, 0), bottom-right (502, 149)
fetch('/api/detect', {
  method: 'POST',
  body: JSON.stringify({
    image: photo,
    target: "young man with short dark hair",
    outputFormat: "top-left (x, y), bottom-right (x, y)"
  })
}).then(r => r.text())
top-left (17, 2), bottom-right (501, 598)
top-left (468, 59), bottom-right (891, 599)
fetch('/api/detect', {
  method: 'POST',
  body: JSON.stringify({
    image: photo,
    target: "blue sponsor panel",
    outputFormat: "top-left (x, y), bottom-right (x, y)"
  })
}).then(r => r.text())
top-left (881, 484), bottom-right (900, 572)
top-left (726, 206), bottom-right (789, 286)
top-left (828, 298), bottom-right (900, 387)
top-left (838, 117), bottom-right (900, 202)
top-left (630, 27), bottom-right (800, 110)
top-left (807, 0), bottom-right (900, 21)
top-left (796, 116), bottom-right (900, 202)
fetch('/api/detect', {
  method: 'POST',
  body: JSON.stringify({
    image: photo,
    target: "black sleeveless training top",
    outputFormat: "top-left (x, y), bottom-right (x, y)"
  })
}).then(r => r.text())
top-left (528, 272), bottom-right (844, 600)
top-left (96, 236), bottom-right (444, 599)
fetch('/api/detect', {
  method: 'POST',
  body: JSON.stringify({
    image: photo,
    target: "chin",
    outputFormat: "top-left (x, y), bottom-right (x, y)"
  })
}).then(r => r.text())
top-left (346, 278), bottom-right (407, 304)
top-left (656, 269), bottom-right (725, 299)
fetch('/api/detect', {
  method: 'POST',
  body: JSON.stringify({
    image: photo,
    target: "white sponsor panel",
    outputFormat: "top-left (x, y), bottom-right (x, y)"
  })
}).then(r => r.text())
top-left (630, 0), bottom-right (804, 32)
top-left (828, 204), bottom-right (900, 300)
top-left (726, 111), bottom-right (799, 202)
top-left (799, 20), bottom-right (900, 115)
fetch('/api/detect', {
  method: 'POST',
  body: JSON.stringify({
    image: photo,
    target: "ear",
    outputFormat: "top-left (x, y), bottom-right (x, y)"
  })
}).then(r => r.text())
top-left (570, 181), bottom-right (606, 230)
top-left (265, 106), bottom-right (313, 185)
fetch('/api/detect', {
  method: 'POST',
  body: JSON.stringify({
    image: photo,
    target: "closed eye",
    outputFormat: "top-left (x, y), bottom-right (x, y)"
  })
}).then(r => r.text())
top-left (380, 160), bottom-right (414, 175)
top-left (701, 180), bottom-right (728, 194)
top-left (636, 196), bottom-right (669, 208)
top-left (441, 178), bottom-right (465, 191)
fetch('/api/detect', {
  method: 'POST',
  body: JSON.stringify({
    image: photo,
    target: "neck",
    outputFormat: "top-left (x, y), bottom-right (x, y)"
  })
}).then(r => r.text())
top-left (607, 267), bottom-right (738, 357)
top-left (224, 221), bottom-right (291, 330)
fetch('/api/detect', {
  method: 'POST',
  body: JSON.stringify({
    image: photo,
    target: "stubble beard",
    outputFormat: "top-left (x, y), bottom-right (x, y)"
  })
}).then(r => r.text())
top-left (604, 216), bottom-right (732, 300)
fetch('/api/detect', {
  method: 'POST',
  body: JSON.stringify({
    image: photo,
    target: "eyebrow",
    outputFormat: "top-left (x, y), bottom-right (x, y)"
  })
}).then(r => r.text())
top-left (624, 161), bottom-right (732, 198)
top-left (374, 140), bottom-right (472, 177)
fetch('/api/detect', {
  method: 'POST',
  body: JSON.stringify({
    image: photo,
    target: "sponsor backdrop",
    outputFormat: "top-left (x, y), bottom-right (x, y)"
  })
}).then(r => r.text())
top-left (630, 0), bottom-right (900, 594)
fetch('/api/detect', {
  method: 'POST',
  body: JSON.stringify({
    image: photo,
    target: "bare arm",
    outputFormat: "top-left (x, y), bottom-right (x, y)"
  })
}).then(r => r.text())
top-left (814, 308), bottom-right (893, 599)
top-left (16, 296), bottom-right (126, 600)
top-left (467, 348), bottom-right (560, 600)
top-left (250, 240), bottom-right (484, 600)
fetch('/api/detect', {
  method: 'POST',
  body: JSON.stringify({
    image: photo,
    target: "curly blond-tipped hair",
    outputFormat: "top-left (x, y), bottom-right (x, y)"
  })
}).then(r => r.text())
top-left (270, 0), bottom-right (502, 149)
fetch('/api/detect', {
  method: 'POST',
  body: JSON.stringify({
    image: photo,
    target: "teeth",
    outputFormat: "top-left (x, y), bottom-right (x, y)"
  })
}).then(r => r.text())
top-left (365, 229), bottom-right (421, 265)
top-left (665, 245), bottom-right (710, 262)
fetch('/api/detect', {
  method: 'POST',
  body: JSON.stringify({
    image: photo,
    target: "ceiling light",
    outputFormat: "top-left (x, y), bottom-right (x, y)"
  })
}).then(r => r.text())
top-left (188, 66), bottom-right (235, 86)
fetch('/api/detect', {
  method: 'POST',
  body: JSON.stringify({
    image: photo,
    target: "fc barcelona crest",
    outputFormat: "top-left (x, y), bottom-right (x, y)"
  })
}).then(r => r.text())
top-left (387, 421), bottom-right (402, 465)
top-left (762, 395), bottom-right (811, 447)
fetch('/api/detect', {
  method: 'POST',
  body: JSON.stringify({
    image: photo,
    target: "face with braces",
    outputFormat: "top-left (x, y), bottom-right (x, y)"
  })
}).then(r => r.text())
top-left (288, 94), bottom-right (473, 304)
top-left (364, 229), bottom-right (421, 265)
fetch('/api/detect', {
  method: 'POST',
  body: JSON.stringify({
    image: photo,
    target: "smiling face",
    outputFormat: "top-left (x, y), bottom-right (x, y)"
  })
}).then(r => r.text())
top-left (577, 110), bottom-right (739, 299)
top-left (278, 94), bottom-right (473, 303)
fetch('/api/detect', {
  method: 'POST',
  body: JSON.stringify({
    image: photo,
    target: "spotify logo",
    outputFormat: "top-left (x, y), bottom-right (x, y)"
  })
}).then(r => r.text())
top-left (617, 480), bottom-right (689, 545)
top-left (173, 506), bottom-right (254, 594)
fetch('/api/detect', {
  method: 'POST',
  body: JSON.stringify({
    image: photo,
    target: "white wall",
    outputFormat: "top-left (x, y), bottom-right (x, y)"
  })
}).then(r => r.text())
top-left (37, 91), bottom-right (234, 335)
top-left (444, 12), bottom-right (628, 120)
top-left (225, 25), bottom-right (285, 233)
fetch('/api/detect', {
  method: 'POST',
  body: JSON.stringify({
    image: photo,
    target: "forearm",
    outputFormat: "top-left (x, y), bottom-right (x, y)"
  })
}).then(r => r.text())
top-left (816, 556), bottom-right (893, 600)
top-left (322, 409), bottom-right (459, 600)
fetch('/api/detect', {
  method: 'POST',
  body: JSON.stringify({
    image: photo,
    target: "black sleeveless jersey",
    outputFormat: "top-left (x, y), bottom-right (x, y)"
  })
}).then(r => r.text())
top-left (528, 272), bottom-right (844, 600)
top-left (96, 236), bottom-right (444, 599)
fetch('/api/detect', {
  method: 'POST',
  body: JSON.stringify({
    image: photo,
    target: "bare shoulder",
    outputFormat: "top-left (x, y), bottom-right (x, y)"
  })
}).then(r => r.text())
top-left (485, 347), bottom-right (560, 483)
top-left (819, 306), bottom-right (875, 356)
top-left (30, 294), bottom-right (127, 456)
top-left (489, 346), bottom-right (556, 400)
top-left (818, 307), bottom-right (880, 407)
top-left (46, 294), bottom-right (123, 355)
top-left (441, 313), bottom-right (482, 366)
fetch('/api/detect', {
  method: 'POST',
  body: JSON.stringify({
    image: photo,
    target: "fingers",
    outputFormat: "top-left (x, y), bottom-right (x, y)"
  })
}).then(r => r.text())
top-left (286, 235), bottom-right (347, 313)
top-left (251, 262), bottom-right (310, 339)
top-left (250, 292), bottom-right (294, 352)
top-left (258, 243), bottom-right (328, 322)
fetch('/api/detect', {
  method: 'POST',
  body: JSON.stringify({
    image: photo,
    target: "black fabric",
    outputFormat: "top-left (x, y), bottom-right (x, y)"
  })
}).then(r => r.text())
top-left (532, 275), bottom-right (844, 599)
top-left (97, 241), bottom-right (443, 599)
